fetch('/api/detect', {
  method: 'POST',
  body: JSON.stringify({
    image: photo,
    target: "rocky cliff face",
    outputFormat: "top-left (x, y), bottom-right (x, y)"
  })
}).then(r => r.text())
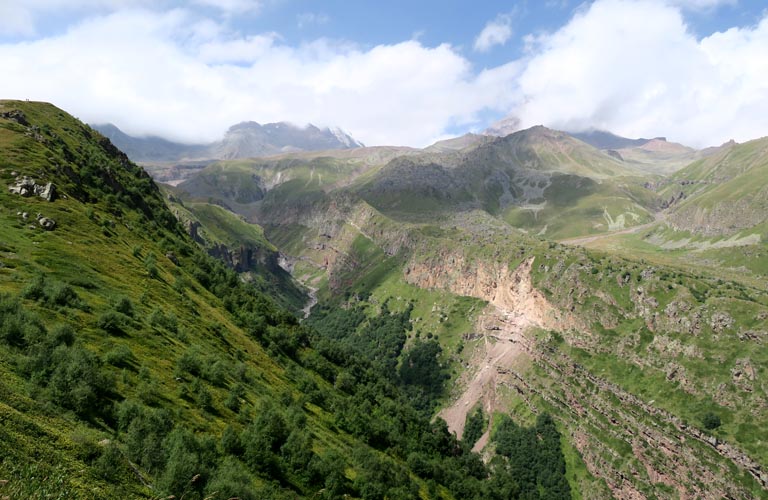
top-left (404, 256), bottom-right (571, 332)
top-left (206, 242), bottom-right (279, 274)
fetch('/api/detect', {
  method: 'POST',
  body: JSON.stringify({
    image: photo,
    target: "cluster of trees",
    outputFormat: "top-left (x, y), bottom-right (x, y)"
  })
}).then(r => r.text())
top-left (491, 414), bottom-right (571, 499)
top-left (0, 294), bottom-right (114, 419)
top-left (308, 300), bottom-right (448, 411)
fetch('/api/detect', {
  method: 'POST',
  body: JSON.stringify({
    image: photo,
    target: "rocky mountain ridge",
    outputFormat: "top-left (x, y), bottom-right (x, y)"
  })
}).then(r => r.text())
top-left (92, 120), bottom-right (363, 163)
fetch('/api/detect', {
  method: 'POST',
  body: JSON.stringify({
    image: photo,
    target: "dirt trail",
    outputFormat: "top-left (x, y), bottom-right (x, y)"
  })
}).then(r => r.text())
top-left (559, 212), bottom-right (665, 247)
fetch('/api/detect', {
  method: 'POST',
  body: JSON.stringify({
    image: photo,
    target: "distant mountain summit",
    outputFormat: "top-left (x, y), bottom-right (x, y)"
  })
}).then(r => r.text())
top-left (483, 116), bottom-right (521, 137)
top-left (92, 121), bottom-right (363, 163)
top-left (210, 121), bottom-right (363, 159)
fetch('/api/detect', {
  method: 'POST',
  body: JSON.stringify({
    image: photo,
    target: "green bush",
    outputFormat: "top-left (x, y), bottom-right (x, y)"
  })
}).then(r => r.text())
top-left (177, 346), bottom-right (204, 377)
top-left (224, 384), bottom-right (245, 412)
top-left (104, 344), bottom-right (133, 367)
top-left (114, 297), bottom-right (135, 317)
top-left (702, 412), bottom-right (721, 430)
top-left (144, 252), bottom-right (159, 279)
top-left (21, 275), bottom-right (47, 301)
top-left (94, 442), bottom-right (125, 482)
top-left (205, 457), bottom-right (258, 500)
top-left (158, 428), bottom-right (206, 500)
top-left (21, 275), bottom-right (83, 309)
top-left (96, 310), bottom-right (128, 335)
top-left (121, 402), bottom-right (173, 474)
top-left (46, 281), bottom-right (81, 308)
top-left (47, 344), bottom-right (114, 417)
top-left (0, 294), bottom-right (45, 347)
top-left (149, 308), bottom-right (178, 333)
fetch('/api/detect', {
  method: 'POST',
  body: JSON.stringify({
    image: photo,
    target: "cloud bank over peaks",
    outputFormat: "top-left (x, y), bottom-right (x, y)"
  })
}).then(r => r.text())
top-left (1, 0), bottom-right (765, 148)
top-left (510, 0), bottom-right (768, 147)
top-left (0, 8), bottom-right (520, 146)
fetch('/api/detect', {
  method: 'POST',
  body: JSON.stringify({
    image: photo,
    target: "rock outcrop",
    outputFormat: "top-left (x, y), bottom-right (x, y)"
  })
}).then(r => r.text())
top-left (8, 176), bottom-right (57, 201)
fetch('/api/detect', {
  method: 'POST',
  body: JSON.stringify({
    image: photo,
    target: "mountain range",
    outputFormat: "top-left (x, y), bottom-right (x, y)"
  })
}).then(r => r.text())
top-left (3, 99), bottom-right (768, 499)
top-left (93, 120), bottom-right (363, 163)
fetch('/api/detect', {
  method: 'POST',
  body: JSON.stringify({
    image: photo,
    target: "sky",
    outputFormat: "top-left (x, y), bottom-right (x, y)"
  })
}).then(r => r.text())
top-left (0, 0), bottom-right (766, 148)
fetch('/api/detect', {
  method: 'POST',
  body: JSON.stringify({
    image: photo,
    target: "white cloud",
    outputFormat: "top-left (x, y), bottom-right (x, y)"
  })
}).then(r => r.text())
top-left (297, 12), bottom-right (330, 29)
top-left (0, 8), bottom-right (518, 146)
top-left (192, 0), bottom-right (261, 15)
top-left (665, 0), bottom-right (736, 10)
top-left (474, 13), bottom-right (514, 52)
top-left (510, 0), bottom-right (768, 147)
top-left (198, 33), bottom-right (279, 64)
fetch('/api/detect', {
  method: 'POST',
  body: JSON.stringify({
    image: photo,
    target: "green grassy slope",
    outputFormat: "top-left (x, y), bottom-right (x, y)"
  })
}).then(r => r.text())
top-left (0, 100), bottom-right (582, 500)
top-left (577, 138), bottom-right (768, 287)
top-left (662, 137), bottom-right (768, 237)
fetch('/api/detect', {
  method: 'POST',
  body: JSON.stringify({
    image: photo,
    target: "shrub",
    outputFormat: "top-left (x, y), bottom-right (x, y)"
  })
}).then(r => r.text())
top-left (48, 323), bottom-right (75, 347)
top-left (224, 384), bottom-right (245, 413)
top-left (205, 457), bottom-right (258, 500)
top-left (45, 281), bottom-right (81, 308)
top-left (96, 310), bottom-right (127, 335)
top-left (122, 404), bottom-right (173, 473)
top-left (21, 275), bottom-right (47, 301)
top-left (221, 425), bottom-right (243, 456)
top-left (94, 442), bottom-right (124, 482)
top-left (114, 296), bottom-right (134, 317)
top-left (0, 294), bottom-right (45, 348)
top-left (47, 344), bottom-right (114, 417)
top-left (463, 407), bottom-right (485, 448)
top-left (144, 252), bottom-right (159, 279)
top-left (177, 346), bottom-right (204, 377)
top-left (158, 428), bottom-right (205, 500)
top-left (702, 412), bottom-right (721, 430)
top-left (104, 344), bottom-right (133, 367)
top-left (22, 276), bottom-right (82, 309)
top-left (204, 359), bottom-right (228, 387)
top-left (149, 308), bottom-right (178, 333)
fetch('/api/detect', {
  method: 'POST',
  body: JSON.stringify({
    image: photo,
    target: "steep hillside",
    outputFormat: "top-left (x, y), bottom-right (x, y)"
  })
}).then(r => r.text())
top-left (662, 137), bottom-right (768, 237)
top-left (164, 191), bottom-right (307, 311)
top-left (1, 100), bottom-right (576, 499)
top-left (572, 137), bottom-right (768, 287)
top-left (424, 133), bottom-right (490, 153)
top-left (615, 138), bottom-right (700, 175)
